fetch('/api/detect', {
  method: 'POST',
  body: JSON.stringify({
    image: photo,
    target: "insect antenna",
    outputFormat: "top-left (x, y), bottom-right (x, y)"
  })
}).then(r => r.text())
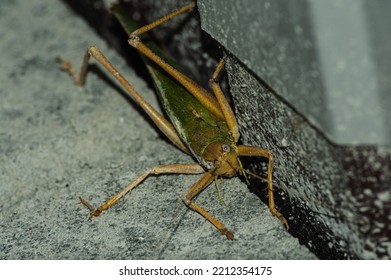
top-left (214, 176), bottom-right (223, 205)
top-left (151, 202), bottom-right (188, 259)
top-left (243, 168), bottom-right (267, 184)
top-left (237, 158), bottom-right (250, 185)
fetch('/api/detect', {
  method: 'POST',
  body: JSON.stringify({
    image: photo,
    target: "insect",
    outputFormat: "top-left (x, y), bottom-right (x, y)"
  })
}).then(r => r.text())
top-left (58, 0), bottom-right (288, 239)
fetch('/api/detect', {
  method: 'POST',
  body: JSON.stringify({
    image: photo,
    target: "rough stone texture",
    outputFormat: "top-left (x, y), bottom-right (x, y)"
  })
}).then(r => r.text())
top-left (0, 0), bottom-right (315, 259)
top-left (198, 0), bottom-right (391, 146)
top-left (198, 0), bottom-right (391, 259)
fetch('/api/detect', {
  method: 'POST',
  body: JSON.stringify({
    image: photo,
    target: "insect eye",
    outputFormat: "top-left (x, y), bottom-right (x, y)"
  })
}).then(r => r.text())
top-left (222, 144), bottom-right (231, 152)
top-left (204, 161), bottom-right (214, 169)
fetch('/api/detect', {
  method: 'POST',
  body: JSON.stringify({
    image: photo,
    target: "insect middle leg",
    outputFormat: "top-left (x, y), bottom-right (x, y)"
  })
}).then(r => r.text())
top-left (237, 145), bottom-right (289, 229)
top-left (82, 163), bottom-right (205, 220)
top-left (183, 172), bottom-right (235, 239)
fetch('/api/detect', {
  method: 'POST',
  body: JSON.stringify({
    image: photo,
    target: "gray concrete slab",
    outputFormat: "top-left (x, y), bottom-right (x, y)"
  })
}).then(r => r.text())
top-left (0, 0), bottom-right (315, 259)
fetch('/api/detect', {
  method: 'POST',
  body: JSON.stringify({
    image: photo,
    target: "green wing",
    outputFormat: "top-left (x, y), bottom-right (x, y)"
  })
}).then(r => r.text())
top-left (111, 4), bottom-right (232, 163)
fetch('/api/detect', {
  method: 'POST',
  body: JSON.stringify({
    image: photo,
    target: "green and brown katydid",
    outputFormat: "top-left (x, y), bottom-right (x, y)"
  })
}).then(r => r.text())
top-left (58, 1), bottom-right (288, 239)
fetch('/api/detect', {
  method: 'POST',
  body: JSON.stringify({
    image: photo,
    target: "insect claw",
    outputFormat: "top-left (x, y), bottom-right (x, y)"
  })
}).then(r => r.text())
top-left (226, 231), bottom-right (234, 240)
top-left (55, 56), bottom-right (69, 70)
top-left (280, 217), bottom-right (289, 230)
top-left (88, 209), bottom-right (102, 221)
top-left (221, 228), bottom-right (234, 240)
top-left (271, 209), bottom-right (289, 230)
top-left (79, 196), bottom-right (102, 220)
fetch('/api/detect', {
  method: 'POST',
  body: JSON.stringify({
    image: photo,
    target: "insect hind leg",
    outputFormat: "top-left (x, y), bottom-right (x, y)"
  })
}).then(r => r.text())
top-left (81, 163), bottom-right (204, 220)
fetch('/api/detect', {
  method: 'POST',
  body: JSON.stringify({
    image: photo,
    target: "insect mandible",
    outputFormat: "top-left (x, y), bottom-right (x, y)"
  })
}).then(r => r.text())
top-left (57, 0), bottom-right (288, 239)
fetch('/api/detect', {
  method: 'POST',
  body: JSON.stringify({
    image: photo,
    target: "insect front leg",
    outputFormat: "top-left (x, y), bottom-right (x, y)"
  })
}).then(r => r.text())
top-left (81, 163), bottom-right (204, 220)
top-left (183, 172), bottom-right (235, 240)
top-left (237, 145), bottom-right (289, 229)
